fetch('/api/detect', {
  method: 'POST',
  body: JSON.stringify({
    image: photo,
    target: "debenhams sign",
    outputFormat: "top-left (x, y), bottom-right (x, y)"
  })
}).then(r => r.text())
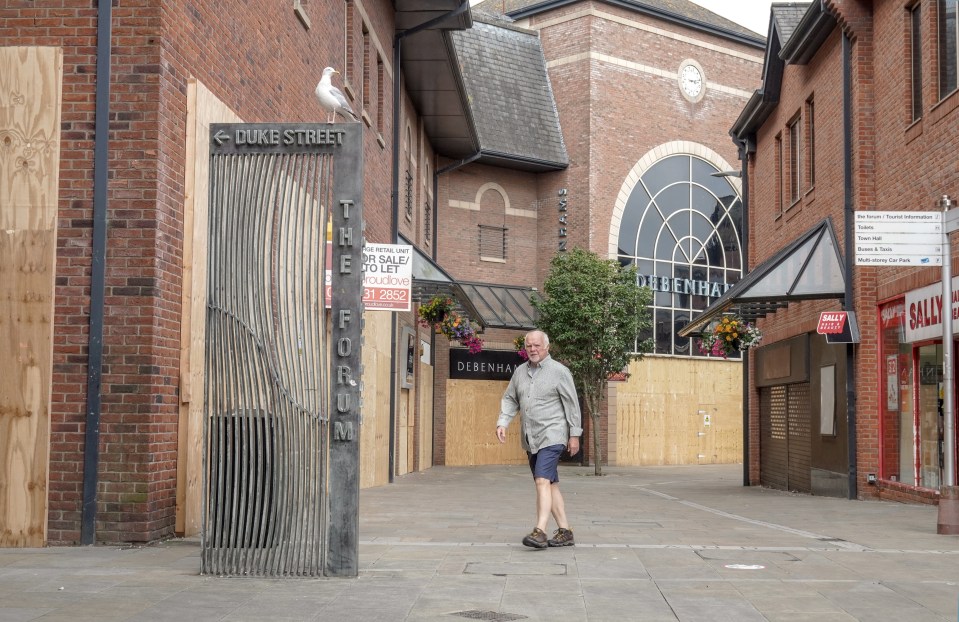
top-left (637, 274), bottom-right (733, 298)
top-left (450, 349), bottom-right (524, 381)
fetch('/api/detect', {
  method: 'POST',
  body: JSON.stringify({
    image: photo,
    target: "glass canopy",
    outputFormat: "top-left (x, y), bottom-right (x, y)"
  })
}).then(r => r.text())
top-left (677, 217), bottom-right (847, 337)
top-left (403, 235), bottom-right (539, 330)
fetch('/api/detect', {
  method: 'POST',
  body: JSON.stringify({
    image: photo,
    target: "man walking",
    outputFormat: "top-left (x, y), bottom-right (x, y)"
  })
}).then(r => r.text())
top-left (496, 330), bottom-right (582, 548)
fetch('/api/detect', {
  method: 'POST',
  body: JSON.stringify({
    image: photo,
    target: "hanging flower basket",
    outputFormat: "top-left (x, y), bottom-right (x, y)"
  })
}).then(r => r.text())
top-left (417, 295), bottom-right (453, 327)
top-left (418, 295), bottom-right (484, 354)
top-left (697, 314), bottom-right (762, 359)
top-left (513, 335), bottom-right (529, 361)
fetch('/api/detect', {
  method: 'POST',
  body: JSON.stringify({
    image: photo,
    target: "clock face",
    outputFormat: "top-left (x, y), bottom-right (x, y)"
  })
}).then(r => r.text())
top-left (680, 64), bottom-right (703, 98)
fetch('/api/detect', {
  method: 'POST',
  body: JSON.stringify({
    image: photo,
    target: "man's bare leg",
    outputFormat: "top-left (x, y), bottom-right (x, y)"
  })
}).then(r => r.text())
top-left (534, 477), bottom-right (553, 531)
top-left (549, 483), bottom-right (570, 530)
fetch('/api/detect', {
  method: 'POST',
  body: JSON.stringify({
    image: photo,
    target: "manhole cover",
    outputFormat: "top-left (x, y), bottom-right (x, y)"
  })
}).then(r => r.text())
top-left (450, 610), bottom-right (527, 621)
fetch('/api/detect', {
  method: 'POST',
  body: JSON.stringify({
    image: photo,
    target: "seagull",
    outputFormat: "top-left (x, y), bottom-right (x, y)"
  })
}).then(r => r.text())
top-left (315, 67), bottom-right (358, 123)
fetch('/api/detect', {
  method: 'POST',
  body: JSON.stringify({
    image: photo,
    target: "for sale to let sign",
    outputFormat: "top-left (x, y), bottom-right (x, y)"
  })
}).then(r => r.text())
top-left (325, 243), bottom-right (413, 311)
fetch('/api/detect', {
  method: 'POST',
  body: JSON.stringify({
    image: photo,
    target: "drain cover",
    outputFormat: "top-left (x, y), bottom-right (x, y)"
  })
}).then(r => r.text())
top-left (450, 611), bottom-right (527, 621)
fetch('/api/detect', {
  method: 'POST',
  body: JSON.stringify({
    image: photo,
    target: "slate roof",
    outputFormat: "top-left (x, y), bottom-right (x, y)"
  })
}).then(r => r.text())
top-left (450, 17), bottom-right (569, 169)
top-left (730, 2), bottom-right (834, 141)
top-left (770, 2), bottom-right (811, 47)
top-left (473, 0), bottom-right (765, 44)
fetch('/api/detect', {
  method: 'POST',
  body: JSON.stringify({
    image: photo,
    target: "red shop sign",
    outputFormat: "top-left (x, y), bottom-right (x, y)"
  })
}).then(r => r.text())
top-left (817, 311), bottom-right (848, 335)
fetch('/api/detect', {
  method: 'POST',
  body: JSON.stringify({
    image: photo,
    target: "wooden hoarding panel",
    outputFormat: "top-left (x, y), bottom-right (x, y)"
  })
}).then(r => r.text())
top-left (0, 47), bottom-right (62, 547)
top-left (175, 79), bottom-right (242, 536)
top-left (614, 357), bottom-right (742, 466)
top-left (445, 379), bottom-right (527, 466)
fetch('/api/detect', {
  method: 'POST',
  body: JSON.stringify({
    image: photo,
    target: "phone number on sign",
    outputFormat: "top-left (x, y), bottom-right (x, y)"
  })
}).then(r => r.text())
top-left (364, 287), bottom-right (409, 308)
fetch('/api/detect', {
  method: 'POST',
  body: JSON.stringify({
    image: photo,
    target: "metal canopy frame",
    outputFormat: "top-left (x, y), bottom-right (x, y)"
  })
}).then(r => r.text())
top-left (403, 235), bottom-right (538, 330)
top-left (395, 1), bottom-right (477, 160)
top-left (678, 217), bottom-right (847, 337)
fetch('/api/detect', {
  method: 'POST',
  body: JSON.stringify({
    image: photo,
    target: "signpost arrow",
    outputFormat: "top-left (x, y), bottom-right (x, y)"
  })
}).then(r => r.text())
top-left (213, 129), bottom-right (230, 146)
top-left (946, 205), bottom-right (959, 234)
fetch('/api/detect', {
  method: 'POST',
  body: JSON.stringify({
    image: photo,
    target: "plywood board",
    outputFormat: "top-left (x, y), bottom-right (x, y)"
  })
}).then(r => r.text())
top-left (406, 388), bottom-right (415, 473)
top-left (359, 310), bottom-right (391, 488)
top-left (396, 390), bottom-right (409, 476)
top-left (613, 357), bottom-right (742, 465)
top-left (175, 79), bottom-right (242, 536)
top-left (445, 380), bottom-right (527, 466)
top-left (417, 360), bottom-right (433, 470)
top-left (0, 47), bottom-right (62, 547)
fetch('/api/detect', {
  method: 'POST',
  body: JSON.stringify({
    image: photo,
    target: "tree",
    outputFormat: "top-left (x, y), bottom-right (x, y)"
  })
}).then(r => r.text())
top-left (532, 248), bottom-right (653, 475)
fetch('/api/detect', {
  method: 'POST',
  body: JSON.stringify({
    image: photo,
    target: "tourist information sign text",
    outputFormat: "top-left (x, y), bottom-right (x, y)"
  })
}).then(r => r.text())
top-left (854, 211), bottom-right (943, 266)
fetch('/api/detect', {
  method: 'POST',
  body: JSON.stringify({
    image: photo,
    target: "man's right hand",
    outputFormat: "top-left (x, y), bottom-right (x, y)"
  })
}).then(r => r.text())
top-left (496, 426), bottom-right (507, 443)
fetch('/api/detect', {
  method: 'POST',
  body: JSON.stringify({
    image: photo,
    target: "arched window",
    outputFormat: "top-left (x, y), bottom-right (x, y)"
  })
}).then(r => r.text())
top-left (617, 154), bottom-right (743, 356)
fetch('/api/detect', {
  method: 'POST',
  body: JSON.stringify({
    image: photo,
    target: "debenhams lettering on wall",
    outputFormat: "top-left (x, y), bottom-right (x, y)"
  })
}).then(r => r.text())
top-left (637, 274), bottom-right (733, 298)
top-left (457, 361), bottom-right (521, 374)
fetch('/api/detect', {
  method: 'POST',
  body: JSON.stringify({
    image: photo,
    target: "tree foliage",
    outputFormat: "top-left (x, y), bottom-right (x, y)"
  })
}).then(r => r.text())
top-left (532, 248), bottom-right (653, 475)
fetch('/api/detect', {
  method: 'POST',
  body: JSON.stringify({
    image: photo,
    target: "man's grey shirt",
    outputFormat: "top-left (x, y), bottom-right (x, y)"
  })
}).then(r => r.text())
top-left (497, 355), bottom-right (583, 454)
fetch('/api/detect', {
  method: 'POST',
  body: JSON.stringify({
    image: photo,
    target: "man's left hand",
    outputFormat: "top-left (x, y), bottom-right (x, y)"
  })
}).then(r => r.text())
top-left (567, 437), bottom-right (580, 456)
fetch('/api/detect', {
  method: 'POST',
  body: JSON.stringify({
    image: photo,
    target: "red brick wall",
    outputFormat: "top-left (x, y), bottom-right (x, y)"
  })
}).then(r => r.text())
top-left (3, 0), bottom-right (400, 543)
top-left (439, 163), bottom-right (542, 285)
top-left (747, 0), bottom-right (959, 499)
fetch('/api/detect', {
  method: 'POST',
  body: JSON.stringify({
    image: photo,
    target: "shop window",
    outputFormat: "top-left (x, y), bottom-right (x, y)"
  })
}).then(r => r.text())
top-left (879, 301), bottom-right (911, 484)
top-left (911, 4), bottom-right (923, 121)
top-left (878, 299), bottom-right (945, 490)
top-left (917, 344), bottom-right (944, 489)
top-left (939, 0), bottom-right (958, 99)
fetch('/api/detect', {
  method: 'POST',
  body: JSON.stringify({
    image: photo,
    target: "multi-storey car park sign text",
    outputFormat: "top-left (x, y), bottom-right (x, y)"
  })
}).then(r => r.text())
top-left (854, 211), bottom-right (943, 266)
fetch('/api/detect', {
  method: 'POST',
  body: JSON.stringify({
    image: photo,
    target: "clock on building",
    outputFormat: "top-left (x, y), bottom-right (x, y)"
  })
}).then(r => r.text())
top-left (679, 61), bottom-right (705, 102)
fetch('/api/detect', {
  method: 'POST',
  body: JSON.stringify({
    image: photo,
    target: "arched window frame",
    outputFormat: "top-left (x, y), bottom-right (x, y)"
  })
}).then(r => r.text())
top-left (610, 142), bottom-right (743, 357)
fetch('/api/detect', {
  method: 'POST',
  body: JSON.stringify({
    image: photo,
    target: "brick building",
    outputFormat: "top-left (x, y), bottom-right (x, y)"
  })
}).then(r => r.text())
top-left (1, 0), bottom-right (773, 548)
top-left (0, 0), bottom-right (474, 546)
top-left (435, 1), bottom-right (765, 469)
top-left (682, 0), bottom-right (959, 505)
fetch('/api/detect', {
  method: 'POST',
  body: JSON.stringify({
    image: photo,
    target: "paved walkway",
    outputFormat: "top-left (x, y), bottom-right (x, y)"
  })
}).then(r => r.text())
top-left (1, 464), bottom-right (958, 621)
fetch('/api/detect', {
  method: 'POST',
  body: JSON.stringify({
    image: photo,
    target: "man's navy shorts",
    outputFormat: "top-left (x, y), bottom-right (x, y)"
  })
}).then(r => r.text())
top-left (528, 444), bottom-right (565, 483)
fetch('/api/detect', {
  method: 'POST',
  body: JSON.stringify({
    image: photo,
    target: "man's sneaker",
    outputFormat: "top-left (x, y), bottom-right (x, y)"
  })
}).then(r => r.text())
top-left (522, 528), bottom-right (548, 549)
top-left (548, 527), bottom-right (575, 547)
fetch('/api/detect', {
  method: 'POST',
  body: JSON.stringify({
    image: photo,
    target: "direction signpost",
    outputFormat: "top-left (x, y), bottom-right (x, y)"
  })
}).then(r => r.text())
top-left (854, 211), bottom-right (942, 266)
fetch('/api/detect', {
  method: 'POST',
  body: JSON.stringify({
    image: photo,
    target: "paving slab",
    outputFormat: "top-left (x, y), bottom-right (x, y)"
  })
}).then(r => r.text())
top-left (0, 464), bottom-right (958, 621)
